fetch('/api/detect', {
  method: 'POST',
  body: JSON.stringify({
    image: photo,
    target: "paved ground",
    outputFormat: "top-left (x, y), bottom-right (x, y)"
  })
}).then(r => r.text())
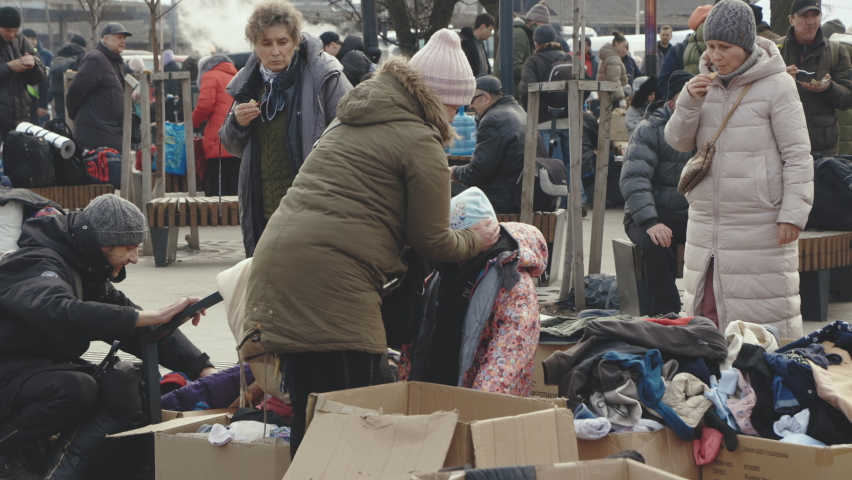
top-left (95, 206), bottom-right (852, 366)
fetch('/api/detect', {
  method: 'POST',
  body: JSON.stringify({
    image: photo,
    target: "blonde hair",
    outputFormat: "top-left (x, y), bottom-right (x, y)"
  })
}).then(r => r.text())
top-left (245, 1), bottom-right (303, 48)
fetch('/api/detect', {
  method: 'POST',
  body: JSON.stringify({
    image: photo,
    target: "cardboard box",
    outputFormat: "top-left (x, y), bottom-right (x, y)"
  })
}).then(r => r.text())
top-left (413, 458), bottom-right (688, 479)
top-left (530, 343), bottom-right (574, 399)
top-left (578, 429), bottom-right (700, 480)
top-left (294, 381), bottom-right (578, 477)
top-left (703, 434), bottom-right (852, 480)
top-left (112, 413), bottom-right (290, 480)
top-left (162, 408), bottom-right (237, 421)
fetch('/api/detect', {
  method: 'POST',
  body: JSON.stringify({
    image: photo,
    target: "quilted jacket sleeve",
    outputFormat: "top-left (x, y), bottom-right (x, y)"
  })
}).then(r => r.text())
top-left (665, 88), bottom-right (705, 152)
top-left (621, 121), bottom-right (661, 228)
top-left (770, 75), bottom-right (814, 228)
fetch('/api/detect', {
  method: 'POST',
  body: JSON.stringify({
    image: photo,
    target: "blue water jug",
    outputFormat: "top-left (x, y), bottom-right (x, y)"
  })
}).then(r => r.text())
top-left (448, 107), bottom-right (477, 156)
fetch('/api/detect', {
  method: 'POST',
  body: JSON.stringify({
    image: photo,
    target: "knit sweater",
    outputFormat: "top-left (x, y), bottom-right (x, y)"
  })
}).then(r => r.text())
top-left (256, 109), bottom-right (293, 220)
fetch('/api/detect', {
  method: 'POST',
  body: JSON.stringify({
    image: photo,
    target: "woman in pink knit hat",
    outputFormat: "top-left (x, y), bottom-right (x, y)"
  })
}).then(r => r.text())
top-left (242, 27), bottom-right (501, 458)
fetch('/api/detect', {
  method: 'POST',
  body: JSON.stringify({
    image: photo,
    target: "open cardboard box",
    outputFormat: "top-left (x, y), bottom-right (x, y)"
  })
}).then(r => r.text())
top-left (413, 458), bottom-right (688, 479)
top-left (704, 434), bottom-right (852, 480)
top-left (161, 408), bottom-right (237, 421)
top-left (578, 428), bottom-right (699, 480)
top-left (286, 381), bottom-right (578, 479)
top-left (531, 342), bottom-right (575, 398)
top-left (111, 412), bottom-right (290, 480)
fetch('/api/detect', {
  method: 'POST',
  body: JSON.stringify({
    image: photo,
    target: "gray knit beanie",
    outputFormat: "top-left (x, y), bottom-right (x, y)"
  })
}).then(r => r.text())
top-left (526, 1), bottom-right (551, 25)
top-left (533, 24), bottom-right (556, 45)
top-left (77, 194), bottom-right (147, 247)
top-left (704, 0), bottom-right (756, 53)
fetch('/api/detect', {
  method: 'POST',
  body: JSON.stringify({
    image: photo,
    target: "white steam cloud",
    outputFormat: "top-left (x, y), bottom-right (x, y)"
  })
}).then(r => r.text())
top-left (177, 0), bottom-right (348, 54)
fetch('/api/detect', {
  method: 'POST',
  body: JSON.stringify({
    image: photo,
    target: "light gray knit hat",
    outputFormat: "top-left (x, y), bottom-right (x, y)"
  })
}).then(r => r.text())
top-left (526, 1), bottom-right (551, 24)
top-left (77, 194), bottom-right (147, 247)
top-left (704, 0), bottom-right (756, 53)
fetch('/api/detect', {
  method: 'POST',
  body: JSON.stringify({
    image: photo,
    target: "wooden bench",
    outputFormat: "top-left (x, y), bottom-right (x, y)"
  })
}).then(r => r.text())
top-left (146, 196), bottom-right (240, 267)
top-left (497, 210), bottom-right (567, 285)
top-left (28, 184), bottom-right (115, 211)
top-left (614, 232), bottom-right (852, 320)
top-left (798, 231), bottom-right (852, 322)
top-left (613, 238), bottom-right (685, 316)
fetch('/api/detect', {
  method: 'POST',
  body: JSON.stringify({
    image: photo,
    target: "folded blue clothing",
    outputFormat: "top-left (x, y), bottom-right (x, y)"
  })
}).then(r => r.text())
top-left (772, 375), bottom-right (801, 414)
top-left (705, 369), bottom-right (739, 431)
top-left (792, 344), bottom-right (843, 370)
top-left (601, 349), bottom-right (694, 441)
top-left (574, 403), bottom-right (597, 419)
top-left (763, 352), bottom-right (819, 408)
top-left (778, 321), bottom-right (852, 356)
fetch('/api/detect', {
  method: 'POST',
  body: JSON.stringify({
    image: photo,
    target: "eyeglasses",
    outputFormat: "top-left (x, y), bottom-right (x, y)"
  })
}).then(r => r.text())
top-left (471, 93), bottom-right (485, 103)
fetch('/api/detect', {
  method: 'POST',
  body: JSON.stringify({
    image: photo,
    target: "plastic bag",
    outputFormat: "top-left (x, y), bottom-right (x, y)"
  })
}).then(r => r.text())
top-left (560, 273), bottom-right (620, 311)
top-left (164, 122), bottom-right (186, 175)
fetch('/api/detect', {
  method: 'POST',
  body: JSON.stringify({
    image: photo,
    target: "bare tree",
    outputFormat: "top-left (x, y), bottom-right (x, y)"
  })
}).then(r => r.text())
top-left (45, 0), bottom-right (55, 53)
top-left (330, 0), bottom-right (362, 24)
top-left (770, 0), bottom-right (794, 36)
top-left (75, 0), bottom-right (113, 49)
top-left (329, 0), bottom-right (462, 56)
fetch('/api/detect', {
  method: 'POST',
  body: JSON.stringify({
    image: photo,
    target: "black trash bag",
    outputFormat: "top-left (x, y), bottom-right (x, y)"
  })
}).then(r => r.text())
top-left (560, 273), bottom-right (620, 311)
top-left (806, 155), bottom-right (852, 231)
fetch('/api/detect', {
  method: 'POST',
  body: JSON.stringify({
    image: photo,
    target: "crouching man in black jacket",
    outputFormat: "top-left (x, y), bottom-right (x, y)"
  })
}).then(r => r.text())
top-left (0, 194), bottom-right (215, 480)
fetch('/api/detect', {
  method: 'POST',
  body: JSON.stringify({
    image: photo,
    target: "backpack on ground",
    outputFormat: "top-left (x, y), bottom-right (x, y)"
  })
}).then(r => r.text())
top-left (82, 148), bottom-right (121, 184)
top-left (2, 131), bottom-right (55, 188)
top-left (43, 118), bottom-right (90, 186)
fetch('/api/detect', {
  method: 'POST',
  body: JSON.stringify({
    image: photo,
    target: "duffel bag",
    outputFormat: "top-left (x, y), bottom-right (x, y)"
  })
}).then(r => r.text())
top-left (2, 131), bottom-right (55, 188)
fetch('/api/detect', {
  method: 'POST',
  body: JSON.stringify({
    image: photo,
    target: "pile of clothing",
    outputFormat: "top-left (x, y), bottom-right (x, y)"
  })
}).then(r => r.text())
top-left (543, 315), bottom-right (852, 464)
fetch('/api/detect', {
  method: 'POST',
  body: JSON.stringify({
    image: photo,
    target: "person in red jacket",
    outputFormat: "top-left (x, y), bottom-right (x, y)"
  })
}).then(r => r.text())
top-left (192, 54), bottom-right (239, 196)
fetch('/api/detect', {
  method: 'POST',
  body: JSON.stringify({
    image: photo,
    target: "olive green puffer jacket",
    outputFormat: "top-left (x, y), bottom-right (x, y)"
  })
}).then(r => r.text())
top-left (683, 23), bottom-right (706, 75)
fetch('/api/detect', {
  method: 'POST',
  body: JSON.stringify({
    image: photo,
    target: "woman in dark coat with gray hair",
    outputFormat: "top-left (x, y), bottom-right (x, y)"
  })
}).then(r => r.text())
top-left (219, 1), bottom-right (352, 256)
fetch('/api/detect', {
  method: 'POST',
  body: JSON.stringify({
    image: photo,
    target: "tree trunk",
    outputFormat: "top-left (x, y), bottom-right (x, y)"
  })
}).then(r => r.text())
top-left (770, 0), bottom-right (794, 37)
top-left (91, 22), bottom-right (98, 51)
top-left (385, 0), bottom-right (418, 55)
top-left (424, 0), bottom-right (461, 40)
top-left (45, 0), bottom-right (55, 53)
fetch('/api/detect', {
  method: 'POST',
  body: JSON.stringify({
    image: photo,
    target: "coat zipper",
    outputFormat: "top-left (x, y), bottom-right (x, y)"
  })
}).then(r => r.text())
top-left (709, 84), bottom-right (736, 322)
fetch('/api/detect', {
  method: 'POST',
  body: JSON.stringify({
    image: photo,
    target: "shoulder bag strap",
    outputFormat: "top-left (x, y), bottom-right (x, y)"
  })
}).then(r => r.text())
top-left (709, 83), bottom-right (752, 145)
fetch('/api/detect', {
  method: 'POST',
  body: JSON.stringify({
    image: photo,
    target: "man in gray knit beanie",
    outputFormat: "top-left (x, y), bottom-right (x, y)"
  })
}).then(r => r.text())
top-left (77, 194), bottom-right (148, 248)
top-left (704, 0), bottom-right (756, 53)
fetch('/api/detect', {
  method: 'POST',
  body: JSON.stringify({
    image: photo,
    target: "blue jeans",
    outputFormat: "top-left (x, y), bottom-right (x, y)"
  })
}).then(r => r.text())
top-left (540, 129), bottom-right (588, 205)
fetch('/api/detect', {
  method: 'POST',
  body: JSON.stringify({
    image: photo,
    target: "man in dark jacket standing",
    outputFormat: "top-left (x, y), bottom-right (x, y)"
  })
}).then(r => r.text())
top-left (66, 23), bottom-right (131, 152)
top-left (778, 0), bottom-right (852, 155)
top-left (451, 76), bottom-right (526, 213)
top-left (0, 7), bottom-right (47, 143)
top-left (459, 13), bottom-right (494, 76)
top-left (49, 35), bottom-right (87, 120)
top-left (619, 71), bottom-right (695, 315)
top-left (0, 194), bottom-right (215, 479)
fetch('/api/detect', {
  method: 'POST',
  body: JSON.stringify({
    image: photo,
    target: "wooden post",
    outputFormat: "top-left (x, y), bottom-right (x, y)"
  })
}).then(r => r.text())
top-left (63, 71), bottom-right (74, 129)
top-left (588, 92), bottom-right (613, 274)
top-left (520, 90), bottom-right (540, 225)
top-left (120, 79), bottom-right (134, 200)
top-left (560, 80), bottom-right (586, 311)
top-left (180, 73), bottom-right (200, 249)
top-left (140, 73), bottom-right (154, 256)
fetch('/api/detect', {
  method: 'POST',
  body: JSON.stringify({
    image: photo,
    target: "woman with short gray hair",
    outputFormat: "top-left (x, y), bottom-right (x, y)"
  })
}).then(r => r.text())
top-left (219, 0), bottom-right (352, 256)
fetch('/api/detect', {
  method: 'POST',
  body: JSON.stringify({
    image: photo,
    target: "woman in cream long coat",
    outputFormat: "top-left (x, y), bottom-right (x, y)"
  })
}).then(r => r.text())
top-left (665, 34), bottom-right (813, 339)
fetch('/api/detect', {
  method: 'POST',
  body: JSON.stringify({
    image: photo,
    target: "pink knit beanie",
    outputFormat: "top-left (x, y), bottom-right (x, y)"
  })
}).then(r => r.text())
top-left (410, 28), bottom-right (476, 106)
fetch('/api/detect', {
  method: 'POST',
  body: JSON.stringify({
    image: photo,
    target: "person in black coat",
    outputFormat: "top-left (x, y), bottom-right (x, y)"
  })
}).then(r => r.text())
top-left (66, 23), bottom-right (132, 152)
top-left (0, 7), bottom-right (47, 143)
top-left (619, 71), bottom-right (695, 315)
top-left (450, 76), bottom-right (527, 213)
top-left (49, 37), bottom-right (87, 121)
top-left (459, 13), bottom-right (494, 76)
top-left (0, 195), bottom-right (215, 478)
top-left (336, 35), bottom-right (375, 87)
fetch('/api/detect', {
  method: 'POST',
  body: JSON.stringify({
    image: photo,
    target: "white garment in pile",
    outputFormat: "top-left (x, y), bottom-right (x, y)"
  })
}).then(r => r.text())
top-left (722, 320), bottom-right (779, 370)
